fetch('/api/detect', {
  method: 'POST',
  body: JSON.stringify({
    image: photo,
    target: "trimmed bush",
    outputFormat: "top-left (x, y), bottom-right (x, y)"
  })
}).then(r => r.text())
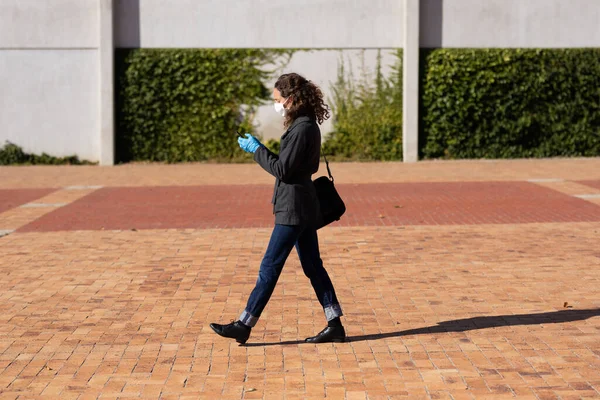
top-left (0, 141), bottom-right (95, 165)
top-left (113, 48), bottom-right (600, 163)
top-left (115, 49), bottom-right (291, 163)
top-left (421, 49), bottom-right (600, 159)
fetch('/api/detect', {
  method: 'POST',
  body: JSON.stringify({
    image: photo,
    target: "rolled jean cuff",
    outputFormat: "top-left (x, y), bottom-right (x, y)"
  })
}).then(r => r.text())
top-left (324, 304), bottom-right (343, 321)
top-left (239, 310), bottom-right (259, 328)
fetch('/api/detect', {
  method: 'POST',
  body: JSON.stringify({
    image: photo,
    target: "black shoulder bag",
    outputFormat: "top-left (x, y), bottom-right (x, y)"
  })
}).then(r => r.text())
top-left (313, 155), bottom-right (346, 230)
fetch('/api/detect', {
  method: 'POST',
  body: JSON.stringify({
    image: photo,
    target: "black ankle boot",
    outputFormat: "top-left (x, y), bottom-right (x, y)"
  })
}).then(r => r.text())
top-left (305, 325), bottom-right (346, 343)
top-left (210, 321), bottom-right (251, 344)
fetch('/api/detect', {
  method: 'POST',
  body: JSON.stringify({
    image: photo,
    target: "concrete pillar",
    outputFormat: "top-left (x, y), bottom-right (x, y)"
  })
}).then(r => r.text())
top-left (403, 0), bottom-right (420, 162)
top-left (99, 0), bottom-right (114, 166)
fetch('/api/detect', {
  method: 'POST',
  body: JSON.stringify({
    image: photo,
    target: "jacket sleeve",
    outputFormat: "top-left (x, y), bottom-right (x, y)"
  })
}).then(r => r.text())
top-left (253, 124), bottom-right (307, 182)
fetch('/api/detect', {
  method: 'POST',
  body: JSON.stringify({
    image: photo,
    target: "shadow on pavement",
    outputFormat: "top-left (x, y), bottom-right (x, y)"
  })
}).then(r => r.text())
top-left (243, 308), bottom-right (600, 347)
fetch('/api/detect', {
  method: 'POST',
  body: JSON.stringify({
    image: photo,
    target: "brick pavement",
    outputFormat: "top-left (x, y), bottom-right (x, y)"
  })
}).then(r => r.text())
top-left (578, 181), bottom-right (600, 191)
top-left (0, 189), bottom-right (58, 214)
top-left (0, 158), bottom-right (599, 399)
top-left (1, 157), bottom-right (600, 188)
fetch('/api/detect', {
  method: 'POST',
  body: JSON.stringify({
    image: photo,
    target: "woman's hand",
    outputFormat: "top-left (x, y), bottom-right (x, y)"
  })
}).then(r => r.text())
top-left (238, 133), bottom-right (263, 153)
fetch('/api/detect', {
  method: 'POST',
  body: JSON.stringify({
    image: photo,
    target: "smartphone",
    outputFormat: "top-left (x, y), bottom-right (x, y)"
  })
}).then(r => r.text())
top-left (236, 131), bottom-right (245, 138)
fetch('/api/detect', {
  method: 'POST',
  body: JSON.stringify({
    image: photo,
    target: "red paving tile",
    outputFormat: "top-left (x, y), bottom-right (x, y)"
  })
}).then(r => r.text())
top-left (17, 181), bottom-right (600, 232)
top-left (0, 188), bottom-right (57, 214)
top-left (577, 180), bottom-right (600, 191)
top-left (18, 185), bottom-right (274, 232)
top-left (336, 181), bottom-right (600, 226)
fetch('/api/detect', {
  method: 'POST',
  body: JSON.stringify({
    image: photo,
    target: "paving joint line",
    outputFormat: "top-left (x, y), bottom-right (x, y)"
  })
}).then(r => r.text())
top-left (526, 178), bottom-right (565, 183)
top-left (64, 185), bottom-right (103, 190)
top-left (20, 203), bottom-right (68, 208)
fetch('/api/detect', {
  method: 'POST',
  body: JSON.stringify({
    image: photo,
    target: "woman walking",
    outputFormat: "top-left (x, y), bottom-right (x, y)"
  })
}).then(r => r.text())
top-left (210, 73), bottom-right (345, 344)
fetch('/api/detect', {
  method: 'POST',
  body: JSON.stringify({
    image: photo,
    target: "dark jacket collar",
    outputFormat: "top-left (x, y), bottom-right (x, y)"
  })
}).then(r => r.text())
top-left (282, 115), bottom-right (312, 138)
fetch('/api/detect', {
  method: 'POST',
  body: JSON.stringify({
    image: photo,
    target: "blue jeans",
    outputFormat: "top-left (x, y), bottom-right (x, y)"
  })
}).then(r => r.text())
top-left (239, 224), bottom-right (343, 327)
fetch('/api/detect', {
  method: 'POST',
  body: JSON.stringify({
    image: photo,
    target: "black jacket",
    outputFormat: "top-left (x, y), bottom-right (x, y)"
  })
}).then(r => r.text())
top-left (253, 115), bottom-right (322, 226)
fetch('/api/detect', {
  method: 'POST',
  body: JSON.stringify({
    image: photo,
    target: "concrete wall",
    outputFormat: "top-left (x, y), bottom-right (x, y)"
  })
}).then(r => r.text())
top-left (112, 0), bottom-right (404, 142)
top-left (421, 0), bottom-right (600, 48)
top-left (114, 0), bottom-right (405, 48)
top-left (0, 0), bottom-right (100, 161)
top-left (2, 0), bottom-right (600, 164)
top-left (0, 0), bottom-right (98, 47)
top-left (0, 51), bottom-right (99, 160)
top-left (114, 0), bottom-right (600, 50)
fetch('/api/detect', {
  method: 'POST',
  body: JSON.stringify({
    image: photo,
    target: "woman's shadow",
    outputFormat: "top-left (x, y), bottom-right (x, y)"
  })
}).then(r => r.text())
top-left (244, 308), bottom-right (600, 347)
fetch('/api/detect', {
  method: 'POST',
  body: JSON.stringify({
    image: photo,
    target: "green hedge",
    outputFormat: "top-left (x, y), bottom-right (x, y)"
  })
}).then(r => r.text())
top-left (421, 49), bottom-right (600, 159)
top-left (112, 48), bottom-right (600, 164)
top-left (0, 141), bottom-right (95, 165)
top-left (115, 49), bottom-right (291, 163)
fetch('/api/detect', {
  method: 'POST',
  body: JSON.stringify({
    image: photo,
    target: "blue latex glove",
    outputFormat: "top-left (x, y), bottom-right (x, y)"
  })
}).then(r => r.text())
top-left (238, 133), bottom-right (263, 153)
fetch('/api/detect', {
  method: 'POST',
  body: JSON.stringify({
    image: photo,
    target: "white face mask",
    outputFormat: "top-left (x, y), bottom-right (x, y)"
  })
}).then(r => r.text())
top-left (273, 98), bottom-right (289, 117)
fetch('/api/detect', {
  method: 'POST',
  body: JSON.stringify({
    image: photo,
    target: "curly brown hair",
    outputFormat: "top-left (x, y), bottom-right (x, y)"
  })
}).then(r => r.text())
top-left (274, 73), bottom-right (330, 128)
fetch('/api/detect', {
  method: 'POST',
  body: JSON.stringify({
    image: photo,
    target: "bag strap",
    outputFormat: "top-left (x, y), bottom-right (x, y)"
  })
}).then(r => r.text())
top-left (322, 154), bottom-right (334, 182)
